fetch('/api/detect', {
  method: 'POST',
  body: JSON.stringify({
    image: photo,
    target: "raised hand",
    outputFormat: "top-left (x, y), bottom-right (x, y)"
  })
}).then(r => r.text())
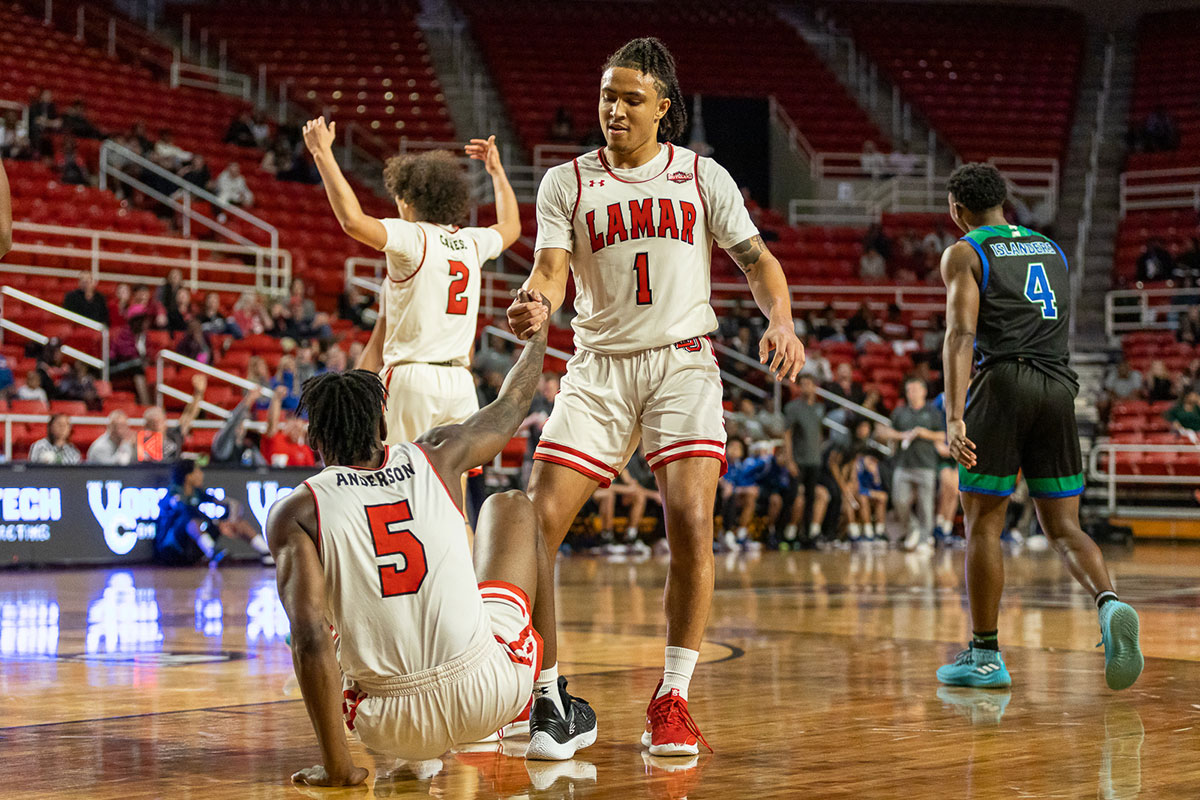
top-left (302, 117), bottom-right (336, 156)
top-left (464, 135), bottom-right (503, 176)
top-left (507, 288), bottom-right (549, 341)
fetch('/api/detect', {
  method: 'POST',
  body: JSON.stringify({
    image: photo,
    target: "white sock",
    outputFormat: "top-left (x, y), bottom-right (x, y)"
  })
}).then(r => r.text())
top-left (736, 526), bottom-right (748, 540)
top-left (848, 522), bottom-right (862, 538)
top-left (936, 516), bottom-right (949, 532)
top-left (808, 522), bottom-right (821, 538)
top-left (658, 646), bottom-right (699, 701)
top-left (783, 524), bottom-right (797, 540)
top-left (534, 663), bottom-right (564, 715)
top-left (248, 533), bottom-right (271, 555)
top-left (198, 532), bottom-right (216, 558)
top-left (625, 526), bottom-right (638, 541)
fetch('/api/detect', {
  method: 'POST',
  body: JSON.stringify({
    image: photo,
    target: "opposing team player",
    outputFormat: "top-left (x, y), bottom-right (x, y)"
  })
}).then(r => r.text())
top-left (303, 118), bottom-right (520, 443)
top-left (268, 306), bottom-right (594, 787)
top-left (507, 38), bottom-right (803, 757)
top-left (937, 163), bottom-right (1142, 690)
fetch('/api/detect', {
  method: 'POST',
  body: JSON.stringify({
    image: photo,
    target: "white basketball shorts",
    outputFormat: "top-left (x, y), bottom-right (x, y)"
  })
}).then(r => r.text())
top-left (382, 362), bottom-right (479, 445)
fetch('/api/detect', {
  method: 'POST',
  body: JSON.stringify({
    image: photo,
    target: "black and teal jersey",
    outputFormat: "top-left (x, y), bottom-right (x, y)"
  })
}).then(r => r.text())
top-left (959, 224), bottom-right (1077, 395)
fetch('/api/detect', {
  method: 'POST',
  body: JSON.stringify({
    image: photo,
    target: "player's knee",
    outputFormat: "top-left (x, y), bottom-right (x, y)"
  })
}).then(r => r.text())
top-left (483, 490), bottom-right (535, 529)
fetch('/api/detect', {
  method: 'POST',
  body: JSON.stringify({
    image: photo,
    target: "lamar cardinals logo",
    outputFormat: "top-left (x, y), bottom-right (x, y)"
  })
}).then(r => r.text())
top-left (667, 171), bottom-right (694, 184)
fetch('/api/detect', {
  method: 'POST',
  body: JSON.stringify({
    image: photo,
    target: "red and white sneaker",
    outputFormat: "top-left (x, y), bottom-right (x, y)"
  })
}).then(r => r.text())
top-left (640, 681), bottom-right (713, 756)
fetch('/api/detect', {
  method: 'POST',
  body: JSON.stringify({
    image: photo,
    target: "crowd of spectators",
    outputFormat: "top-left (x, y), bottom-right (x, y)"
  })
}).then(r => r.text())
top-left (1100, 356), bottom-right (1200, 435)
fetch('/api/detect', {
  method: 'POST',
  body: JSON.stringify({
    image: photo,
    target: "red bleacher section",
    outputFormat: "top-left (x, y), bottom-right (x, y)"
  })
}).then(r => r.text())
top-left (828, 3), bottom-right (1084, 162)
top-left (1113, 208), bottom-right (1199, 288)
top-left (1127, 9), bottom-right (1200, 172)
top-left (460, 0), bottom-right (885, 155)
top-left (169, 0), bottom-right (454, 154)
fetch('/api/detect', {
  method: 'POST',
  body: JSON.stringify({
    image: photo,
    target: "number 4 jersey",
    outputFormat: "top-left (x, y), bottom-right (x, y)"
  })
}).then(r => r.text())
top-left (535, 143), bottom-right (759, 354)
top-left (959, 224), bottom-right (1078, 394)
top-left (303, 442), bottom-right (491, 684)
top-left (379, 220), bottom-right (504, 368)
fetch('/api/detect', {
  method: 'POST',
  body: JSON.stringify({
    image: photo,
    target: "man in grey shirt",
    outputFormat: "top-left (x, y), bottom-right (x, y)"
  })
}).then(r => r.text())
top-left (782, 375), bottom-right (826, 543)
top-left (877, 376), bottom-right (946, 551)
top-left (87, 409), bottom-right (136, 465)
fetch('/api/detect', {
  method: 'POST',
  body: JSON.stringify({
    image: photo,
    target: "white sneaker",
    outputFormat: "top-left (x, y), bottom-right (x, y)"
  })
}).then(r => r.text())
top-left (915, 538), bottom-right (934, 555)
top-left (1025, 533), bottom-right (1049, 552)
top-left (903, 527), bottom-right (922, 551)
top-left (721, 531), bottom-right (738, 552)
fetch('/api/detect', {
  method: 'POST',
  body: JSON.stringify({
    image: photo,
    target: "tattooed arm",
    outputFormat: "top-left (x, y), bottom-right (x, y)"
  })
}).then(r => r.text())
top-left (726, 234), bottom-right (805, 381)
top-left (417, 292), bottom-right (548, 496)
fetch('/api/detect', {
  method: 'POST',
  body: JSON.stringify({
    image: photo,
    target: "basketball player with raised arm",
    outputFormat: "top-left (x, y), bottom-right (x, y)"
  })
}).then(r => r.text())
top-left (508, 38), bottom-right (804, 757)
top-left (267, 302), bottom-right (596, 787)
top-left (937, 163), bottom-right (1142, 691)
top-left (303, 118), bottom-right (520, 444)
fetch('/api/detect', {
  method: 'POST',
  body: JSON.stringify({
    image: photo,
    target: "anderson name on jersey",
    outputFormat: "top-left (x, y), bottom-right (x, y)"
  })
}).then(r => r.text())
top-left (379, 219), bottom-right (504, 368)
top-left (535, 143), bottom-right (759, 354)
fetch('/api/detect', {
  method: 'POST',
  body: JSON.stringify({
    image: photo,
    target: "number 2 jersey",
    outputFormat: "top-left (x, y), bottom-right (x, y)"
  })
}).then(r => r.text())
top-left (302, 442), bottom-right (490, 684)
top-left (379, 219), bottom-right (504, 368)
top-left (535, 143), bottom-right (759, 354)
top-left (959, 224), bottom-right (1078, 395)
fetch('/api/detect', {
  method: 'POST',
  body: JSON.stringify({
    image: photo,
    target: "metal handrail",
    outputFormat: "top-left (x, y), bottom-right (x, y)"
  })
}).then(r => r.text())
top-left (1088, 440), bottom-right (1200, 513)
top-left (1103, 287), bottom-right (1199, 339)
top-left (154, 350), bottom-right (262, 420)
top-left (169, 55), bottom-right (252, 100)
top-left (0, 286), bottom-right (109, 381)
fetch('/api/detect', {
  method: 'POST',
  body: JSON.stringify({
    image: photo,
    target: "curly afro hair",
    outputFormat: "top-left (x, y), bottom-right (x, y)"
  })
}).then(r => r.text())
top-left (382, 150), bottom-right (470, 226)
top-left (947, 162), bottom-right (1008, 214)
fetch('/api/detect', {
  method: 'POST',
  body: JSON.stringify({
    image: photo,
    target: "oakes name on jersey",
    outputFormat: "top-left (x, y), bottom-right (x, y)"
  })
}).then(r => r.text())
top-left (332, 462), bottom-right (416, 489)
top-left (584, 198), bottom-right (699, 254)
top-left (439, 233), bottom-right (468, 252)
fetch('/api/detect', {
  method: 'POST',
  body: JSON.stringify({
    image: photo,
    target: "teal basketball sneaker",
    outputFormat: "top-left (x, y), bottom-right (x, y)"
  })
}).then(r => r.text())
top-left (1098, 601), bottom-right (1143, 691)
top-left (936, 644), bottom-right (1012, 688)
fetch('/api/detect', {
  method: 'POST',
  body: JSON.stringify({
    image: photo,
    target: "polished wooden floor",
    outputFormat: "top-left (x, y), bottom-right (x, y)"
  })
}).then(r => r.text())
top-left (3, 543), bottom-right (1200, 799)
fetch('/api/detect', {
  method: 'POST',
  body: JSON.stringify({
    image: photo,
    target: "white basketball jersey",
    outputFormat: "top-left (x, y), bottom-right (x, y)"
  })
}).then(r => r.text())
top-left (303, 442), bottom-right (488, 683)
top-left (534, 144), bottom-right (759, 354)
top-left (379, 220), bottom-right (504, 368)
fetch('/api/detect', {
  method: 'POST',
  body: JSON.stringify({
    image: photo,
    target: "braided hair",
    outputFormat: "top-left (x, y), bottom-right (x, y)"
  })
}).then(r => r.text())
top-left (603, 37), bottom-right (688, 143)
top-left (298, 369), bottom-right (387, 466)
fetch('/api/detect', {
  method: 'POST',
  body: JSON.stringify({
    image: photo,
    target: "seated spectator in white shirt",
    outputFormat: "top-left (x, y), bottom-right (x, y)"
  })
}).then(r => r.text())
top-left (28, 414), bottom-right (82, 465)
top-left (87, 409), bottom-right (136, 465)
top-left (922, 221), bottom-right (957, 255)
top-left (15, 370), bottom-right (49, 408)
top-left (153, 129), bottom-right (192, 170)
top-left (859, 246), bottom-right (887, 280)
top-left (215, 162), bottom-right (254, 208)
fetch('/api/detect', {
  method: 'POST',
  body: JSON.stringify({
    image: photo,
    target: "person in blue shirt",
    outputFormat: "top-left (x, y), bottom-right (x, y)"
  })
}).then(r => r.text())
top-left (718, 439), bottom-right (774, 550)
top-left (154, 457), bottom-right (273, 566)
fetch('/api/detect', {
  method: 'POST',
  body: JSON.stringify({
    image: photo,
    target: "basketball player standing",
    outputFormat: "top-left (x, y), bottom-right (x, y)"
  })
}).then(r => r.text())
top-left (508, 38), bottom-right (803, 757)
top-left (304, 119), bottom-right (520, 444)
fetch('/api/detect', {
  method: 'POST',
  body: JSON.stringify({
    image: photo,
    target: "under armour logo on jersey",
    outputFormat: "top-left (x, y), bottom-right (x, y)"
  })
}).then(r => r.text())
top-left (667, 171), bottom-right (694, 184)
top-left (588, 179), bottom-right (605, 187)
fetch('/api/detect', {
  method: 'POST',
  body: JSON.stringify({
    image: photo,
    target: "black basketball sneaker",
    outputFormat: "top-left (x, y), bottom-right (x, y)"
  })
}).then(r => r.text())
top-left (525, 676), bottom-right (598, 760)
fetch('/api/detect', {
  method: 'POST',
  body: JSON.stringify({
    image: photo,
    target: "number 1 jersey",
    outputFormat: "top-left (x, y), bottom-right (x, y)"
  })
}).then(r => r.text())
top-left (303, 442), bottom-right (489, 685)
top-left (379, 220), bottom-right (504, 368)
top-left (535, 143), bottom-right (759, 354)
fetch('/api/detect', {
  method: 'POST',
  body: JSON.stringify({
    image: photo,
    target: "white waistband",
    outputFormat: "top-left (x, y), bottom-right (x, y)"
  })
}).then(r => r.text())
top-left (353, 631), bottom-right (492, 697)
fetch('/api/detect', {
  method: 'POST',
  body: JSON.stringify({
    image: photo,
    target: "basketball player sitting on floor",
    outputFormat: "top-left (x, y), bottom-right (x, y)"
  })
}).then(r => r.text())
top-left (267, 296), bottom-right (593, 787)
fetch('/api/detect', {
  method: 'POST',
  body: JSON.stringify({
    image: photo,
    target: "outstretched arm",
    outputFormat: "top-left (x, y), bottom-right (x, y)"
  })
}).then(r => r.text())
top-left (508, 248), bottom-right (569, 339)
top-left (267, 488), bottom-right (367, 788)
top-left (178, 374), bottom-right (207, 436)
top-left (0, 157), bottom-right (11, 259)
top-left (356, 301), bottom-right (385, 372)
top-left (941, 241), bottom-right (982, 469)
top-left (726, 234), bottom-right (805, 382)
top-left (465, 136), bottom-right (520, 250)
top-left (418, 292), bottom-right (548, 489)
top-left (303, 117), bottom-right (387, 250)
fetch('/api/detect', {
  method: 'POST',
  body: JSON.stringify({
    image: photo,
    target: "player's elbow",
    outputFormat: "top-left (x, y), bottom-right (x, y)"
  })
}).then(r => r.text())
top-left (0, 232), bottom-right (11, 258)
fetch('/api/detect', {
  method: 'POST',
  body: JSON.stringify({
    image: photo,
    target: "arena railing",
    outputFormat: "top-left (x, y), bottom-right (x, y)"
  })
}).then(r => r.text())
top-left (1118, 167), bottom-right (1200, 216)
top-left (169, 55), bottom-right (252, 101)
top-left (1087, 440), bottom-right (1200, 517)
top-left (1103, 287), bottom-right (1198, 340)
top-left (5, 221), bottom-right (291, 298)
top-left (710, 282), bottom-right (945, 316)
top-left (154, 350), bottom-right (262, 420)
top-left (0, 413), bottom-right (242, 463)
top-left (0, 286), bottom-right (109, 381)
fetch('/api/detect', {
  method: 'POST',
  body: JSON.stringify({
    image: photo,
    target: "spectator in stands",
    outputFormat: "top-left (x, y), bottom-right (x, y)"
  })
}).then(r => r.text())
top-left (178, 154), bottom-right (210, 190)
top-left (826, 362), bottom-right (866, 407)
top-left (1166, 389), bottom-right (1200, 436)
top-left (844, 303), bottom-right (874, 342)
top-left (223, 110), bottom-right (257, 148)
top-left (267, 300), bottom-right (295, 338)
top-left (812, 304), bottom-right (844, 341)
top-left (167, 287), bottom-right (195, 334)
top-left (211, 388), bottom-right (268, 467)
top-left (876, 376), bottom-right (945, 551)
top-left (154, 129), bottom-right (192, 171)
top-left (109, 304), bottom-right (154, 406)
top-left (87, 409), bottom-right (135, 465)
top-left (862, 223), bottom-right (892, 261)
top-left (727, 396), bottom-right (766, 441)
top-left (1136, 238), bottom-right (1174, 283)
top-left (1179, 306), bottom-right (1200, 346)
top-left (59, 360), bottom-right (101, 411)
top-left (338, 285), bottom-right (376, 330)
top-left (319, 345), bottom-right (347, 374)
top-left (922, 221), bottom-right (956, 256)
top-left (0, 355), bottom-right (13, 398)
top-left (1098, 359), bottom-right (1144, 428)
top-left (859, 140), bottom-right (885, 181)
top-left (28, 87), bottom-right (60, 158)
top-left (851, 420), bottom-right (888, 542)
top-left (0, 111), bottom-right (31, 160)
top-left (548, 106), bottom-right (575, 143)
top-left (260, 140), bottom-right (295, 176)
top-left (27, 414), bottom-right (81, 465)
top-left (214, 161), bottom-right (254, 209)
top-left (592, 449), bottom-right (658, 554)
top-left (798, 340), bottom-right (833, 383)
top-left (277, 150), bottom-right (320, 184)
top-left (262, 386), bottom-right (315, 467)
top-left (197, 292), bottom-right (238, 337)
top-left (519, 371), bottom-right (558, 485)
top-left (62, 99), bottom-right (103, 140)
top-left (250, 113), bottom-right (272, 149)
top-left (231, 291), bottom-right (269, 336)
top-left (246, 355), bottom-right (272, 392)
top-left (1138, 106), bottom-right (1179, 153)
top-left (130, 284), bottom-right (167, 329)
top-left (154, 456), bottom-right (273, 567)
top-left (755, 394), bottom-right (787, 438)
top-left (63, 272), bottom-right (109, 326)
top-left (271, 354), bottom-right (301, 412)
top-left (782, 375), bottom-right (826, 544)
top-left (35, 340), bottom-right (67, 399)
top-left (719, 438), bottom-right (772, 550)
top-left (347, 340), bottom-right (365, 368)
top-left (1174, 238), bottom-right (1200, 286)
top-left (859, 245), bottom-right (886, 280)
top-left (887, 141), bottom-right (919, 177)
top-left (880, 303), bottom-right (911, 339)
top-left (294, 341), bottom-right (318, 385)
top-left (1145, 359), bottom-right (1176, 403)
top-left (176, 318), bottom-right (214, 364)
top-left (137, 375), bottom-right (205, 463)
top-left (58, 137), bottom-right (90, 186)
top-left (159, 269), bottom-right (184, 312)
